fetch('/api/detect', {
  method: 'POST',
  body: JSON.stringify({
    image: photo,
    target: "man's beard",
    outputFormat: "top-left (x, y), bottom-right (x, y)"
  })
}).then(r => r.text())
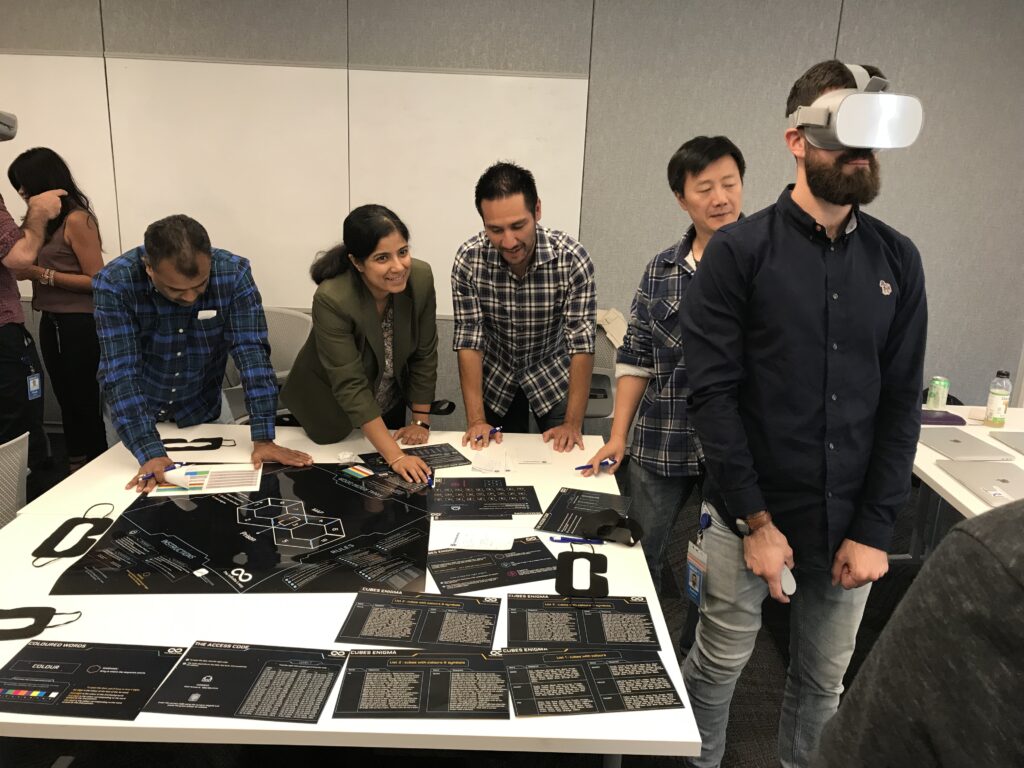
top-left (805, 148), bottom-right (881, 206)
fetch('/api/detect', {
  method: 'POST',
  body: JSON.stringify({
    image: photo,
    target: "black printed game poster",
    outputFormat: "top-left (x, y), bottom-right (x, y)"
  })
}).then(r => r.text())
top-left (428, 477), bottom-right (542, 520)
top-left (427, 537), bottom-right (558, 594)
top-left (0, 641), bottom-right (183, 720)
top-left (336, 589), bottom-right (500, 652)
top-left (145, 641), bottom-right (345, 723)
top-left (506, 595), bottom-right (659, 650)
top-left (334, 650), bottom-right (508, 719)
top-left (503, 648), bottom-right (684, 717)
top-left (49, 464), bottom-right (430, 595)
top-left (535, 488), bottom-right (632, 536)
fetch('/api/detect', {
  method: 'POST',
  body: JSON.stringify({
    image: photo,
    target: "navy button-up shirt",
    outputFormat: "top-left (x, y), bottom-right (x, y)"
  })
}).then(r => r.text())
top-left (680, 187), bottom-right (927, 568)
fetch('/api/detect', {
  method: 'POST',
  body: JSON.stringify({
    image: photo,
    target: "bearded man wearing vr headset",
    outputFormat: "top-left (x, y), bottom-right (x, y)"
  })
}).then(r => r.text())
top-left (0, 110), bottom-right (66, 479)
top-left (678, 60), bottom-right (927, 767)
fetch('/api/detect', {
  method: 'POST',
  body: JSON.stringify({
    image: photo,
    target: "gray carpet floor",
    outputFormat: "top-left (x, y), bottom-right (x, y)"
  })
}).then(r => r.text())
top-left (4, 446), bottom-right (925, 768)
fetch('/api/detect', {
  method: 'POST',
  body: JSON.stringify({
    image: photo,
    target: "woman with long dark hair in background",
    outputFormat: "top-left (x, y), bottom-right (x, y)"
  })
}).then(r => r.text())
top-left (281, 204), bottom-right (438, 483)
top-left (8, 147), bottom-right (107, 470)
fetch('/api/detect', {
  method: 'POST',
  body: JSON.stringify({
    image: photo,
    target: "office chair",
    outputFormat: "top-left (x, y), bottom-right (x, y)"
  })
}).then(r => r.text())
top-left (225, 307), bottom-right (313, 420)
top-left (0, 431), bottom-right (29, 528)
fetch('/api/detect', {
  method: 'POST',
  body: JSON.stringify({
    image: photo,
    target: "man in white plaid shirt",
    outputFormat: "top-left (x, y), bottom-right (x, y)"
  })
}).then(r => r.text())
top-left (452, 162), bottom-right (596, 452)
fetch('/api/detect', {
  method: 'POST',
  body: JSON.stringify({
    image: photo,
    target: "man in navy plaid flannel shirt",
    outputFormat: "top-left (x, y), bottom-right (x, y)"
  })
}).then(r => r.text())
top-left (583, 136), bottom-right (746, 605)
top-left (452, 162), bottom-right (596, 452)
top-left (94, 214), bottom-right (311, 492)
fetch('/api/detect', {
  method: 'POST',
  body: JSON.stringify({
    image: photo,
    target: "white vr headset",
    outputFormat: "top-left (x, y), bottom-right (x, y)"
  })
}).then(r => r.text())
top-left (0, 110), bottom-right (17, 141)
top-left (787, 64), bottom-right (923, 150)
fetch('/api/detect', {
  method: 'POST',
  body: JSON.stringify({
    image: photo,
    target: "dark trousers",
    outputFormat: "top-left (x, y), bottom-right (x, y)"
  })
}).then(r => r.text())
top-left (484, 387), bottom-right (567, 434)
top-left (0, 322), bottom-right (48, 470)
top-left (39, 312), bottom-right (107, 461)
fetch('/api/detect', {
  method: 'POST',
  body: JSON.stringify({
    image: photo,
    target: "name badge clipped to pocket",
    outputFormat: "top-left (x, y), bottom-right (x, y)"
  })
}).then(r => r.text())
top-left (27, 372), bottom-right (42, 400)
top-left (686, 540), bottom-right (707, 608)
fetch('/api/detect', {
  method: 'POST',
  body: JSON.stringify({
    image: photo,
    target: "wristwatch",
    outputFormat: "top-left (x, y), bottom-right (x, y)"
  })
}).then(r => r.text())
top-left (736, 510), bottom-right (773, 536)
top-left (410, 419), bottom-right (431, 430)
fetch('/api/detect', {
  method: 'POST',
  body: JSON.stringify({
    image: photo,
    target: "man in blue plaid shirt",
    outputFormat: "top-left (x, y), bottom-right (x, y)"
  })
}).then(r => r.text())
top-left (452, 162), bottom-right (596, 452)
top-left (583, 137), bottom-right (746, 600)
top-left (94, 215), bottom-right (311, 492)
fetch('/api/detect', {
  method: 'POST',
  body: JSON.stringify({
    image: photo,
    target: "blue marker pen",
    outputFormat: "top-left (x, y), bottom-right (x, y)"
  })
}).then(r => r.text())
top-left (574, 458), bottom-right (617, 471)
top-left (139, 461), bottom-right (186, 482)
top-left (474, 426), bottom-right (503, 442)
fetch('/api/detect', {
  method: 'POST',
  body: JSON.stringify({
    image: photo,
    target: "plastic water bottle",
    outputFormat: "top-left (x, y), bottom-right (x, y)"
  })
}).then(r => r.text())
top-left (983, 370), bottom-right (1012, 428)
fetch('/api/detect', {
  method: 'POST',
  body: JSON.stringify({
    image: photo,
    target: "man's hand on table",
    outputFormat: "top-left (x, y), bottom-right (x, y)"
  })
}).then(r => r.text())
top-left (542, 422), bottom-right (584, 452)
top-left (462, 420), bottom-right (502, 449)
top-left (831, 539), bottom-right (888, 589)
top-left (127, 456), bottom-right (175, 494)
top-left (251, 440), bottom-right (313, 469)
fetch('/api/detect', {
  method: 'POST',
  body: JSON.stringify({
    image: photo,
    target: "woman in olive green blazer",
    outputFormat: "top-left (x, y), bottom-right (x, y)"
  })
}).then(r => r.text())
top-left (281, 205), bottom-right (437, 483)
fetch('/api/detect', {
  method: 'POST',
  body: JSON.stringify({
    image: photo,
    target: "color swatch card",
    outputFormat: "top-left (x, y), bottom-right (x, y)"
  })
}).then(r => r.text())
top-left (150, 464), bottom-right (263, 496)
top-left (0, 641), bottom-right (184, 720)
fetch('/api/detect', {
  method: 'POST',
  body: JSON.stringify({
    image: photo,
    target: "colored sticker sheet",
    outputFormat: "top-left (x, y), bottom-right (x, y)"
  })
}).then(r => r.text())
top-left (359, 443), bottom-right (471, 472)
top-left (334, 650), bottom-right (508, 719)
top-left (503, 648), bottom-right (684, 717)
top-left (534, 487), bottom-right (632, 536)
top-left (336, 589), bottom-right (500, 652)
top-left (149, 464), bottom-right (262, 496)
top-left (49, 463), bottom-right (430, 595)
top-left (427, 537), bottom-right (558, 595)
top-left (506, 595), bottom-right (659, 651)
top-left (429, 477), bottom-right (542, 520)
top-left (0, 641), bottom-right (183, 720)
top-left (145, 641), bottom-right (346, 724)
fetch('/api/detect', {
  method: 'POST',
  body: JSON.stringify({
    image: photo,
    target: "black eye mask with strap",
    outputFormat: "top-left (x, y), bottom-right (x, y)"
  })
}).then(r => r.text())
top-left (576, 508), bottom-right (644, 547)
top-left (162, 437), bottom-right (236, 451)
top-left (0, 607), bottom-right (82, 641)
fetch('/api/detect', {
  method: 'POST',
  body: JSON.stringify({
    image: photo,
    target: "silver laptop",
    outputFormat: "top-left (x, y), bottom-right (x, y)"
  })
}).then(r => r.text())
top-left (989, 431), bottom-right (1024, 456)
top-left (936, 460), bottom-right (1024, 508)
top-left (919, 428), bottom-right (1013, 461)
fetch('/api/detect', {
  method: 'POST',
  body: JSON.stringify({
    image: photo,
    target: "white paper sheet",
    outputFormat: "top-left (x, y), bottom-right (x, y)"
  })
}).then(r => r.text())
top-left (150, 464), bottom-right (263, 496)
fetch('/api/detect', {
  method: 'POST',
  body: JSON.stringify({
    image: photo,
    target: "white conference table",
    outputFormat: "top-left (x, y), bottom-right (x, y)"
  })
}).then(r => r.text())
top-left (2, 426), bottom-right (701, 762)
top-left (914, 405), bottom-right (1024, 518)
top-left (906, 405), bottom-right (1024, 560)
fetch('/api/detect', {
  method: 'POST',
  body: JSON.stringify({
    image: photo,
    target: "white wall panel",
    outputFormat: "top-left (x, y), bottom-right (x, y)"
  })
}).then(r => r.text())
top-left (105, 58), bottom-right (348, 308)
top-left (348, 69), bottom-right (589, 317)
top-left (0, 54), bottom-right (121, 296)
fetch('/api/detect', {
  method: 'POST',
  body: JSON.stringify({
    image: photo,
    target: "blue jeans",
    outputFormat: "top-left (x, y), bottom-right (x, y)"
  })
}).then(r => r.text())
top-left (628, 460), bottom-right (700, 597)
top-left (682, 503), bottom-right (870, 768)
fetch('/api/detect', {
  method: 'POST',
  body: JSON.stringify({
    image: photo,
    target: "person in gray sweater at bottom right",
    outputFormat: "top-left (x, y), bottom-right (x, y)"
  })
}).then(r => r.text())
top-left (814, 499), bottom-right (1024, 767)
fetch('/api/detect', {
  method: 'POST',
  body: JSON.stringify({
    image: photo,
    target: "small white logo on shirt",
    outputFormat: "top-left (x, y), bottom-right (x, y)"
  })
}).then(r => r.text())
top-left (879, 280), bottom-right (892, 296)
